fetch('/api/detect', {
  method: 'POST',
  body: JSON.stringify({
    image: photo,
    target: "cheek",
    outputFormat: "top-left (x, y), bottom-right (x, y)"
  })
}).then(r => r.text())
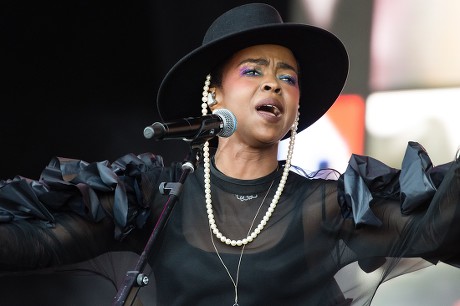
top-left (285, 83), bottom-right (300, 99)
top-left (221, 79), bottom-right (256, 107)
top-left (284, 87), bottom-right (300, 109)
top-left (225, 74), bottom-right (254, 91)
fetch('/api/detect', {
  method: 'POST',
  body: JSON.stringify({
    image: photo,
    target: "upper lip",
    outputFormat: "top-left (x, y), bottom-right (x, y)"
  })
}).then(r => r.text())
top-left (255, 98), bottom-right (284, 117)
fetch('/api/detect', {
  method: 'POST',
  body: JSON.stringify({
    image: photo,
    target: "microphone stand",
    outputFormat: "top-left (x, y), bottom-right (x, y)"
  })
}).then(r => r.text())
top-left (112, 140), bottom-right (205, 306)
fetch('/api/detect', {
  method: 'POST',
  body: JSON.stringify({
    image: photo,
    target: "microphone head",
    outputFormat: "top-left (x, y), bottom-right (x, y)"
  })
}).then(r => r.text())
top-left (213, 109), bottom-right (237, 138)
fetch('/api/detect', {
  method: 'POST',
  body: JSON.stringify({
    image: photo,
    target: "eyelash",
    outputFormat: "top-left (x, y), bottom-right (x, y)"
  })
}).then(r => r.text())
top-left (241, 68), bottom-right (297, 86)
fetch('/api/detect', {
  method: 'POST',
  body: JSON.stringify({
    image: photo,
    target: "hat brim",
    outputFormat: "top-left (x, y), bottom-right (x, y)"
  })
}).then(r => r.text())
top-left (157, 23), bottom-right (349, 138)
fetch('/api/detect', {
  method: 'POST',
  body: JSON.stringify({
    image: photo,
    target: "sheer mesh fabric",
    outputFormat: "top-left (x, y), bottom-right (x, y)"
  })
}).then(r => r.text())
top-left (0, 146), bottom-right (459, 305)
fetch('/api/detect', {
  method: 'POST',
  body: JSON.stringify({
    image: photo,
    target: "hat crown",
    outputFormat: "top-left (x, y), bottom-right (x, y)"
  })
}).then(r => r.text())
top-left (203, 3), bottom-right (283, 45)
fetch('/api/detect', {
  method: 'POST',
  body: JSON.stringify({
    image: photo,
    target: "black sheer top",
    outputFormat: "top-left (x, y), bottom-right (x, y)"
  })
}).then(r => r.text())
top-left (0, 142), bottom-right (459, 305)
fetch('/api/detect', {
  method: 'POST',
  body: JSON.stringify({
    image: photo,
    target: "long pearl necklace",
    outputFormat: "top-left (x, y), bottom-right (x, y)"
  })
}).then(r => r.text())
top-left (203, 115), bottom-right (297, 247)
top-left (201, 76), bottom-right (297, 246)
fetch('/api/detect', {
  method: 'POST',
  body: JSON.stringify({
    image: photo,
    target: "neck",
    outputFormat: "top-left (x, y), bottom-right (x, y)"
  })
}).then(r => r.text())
top-left (213, 142), bottom-right (280, 180)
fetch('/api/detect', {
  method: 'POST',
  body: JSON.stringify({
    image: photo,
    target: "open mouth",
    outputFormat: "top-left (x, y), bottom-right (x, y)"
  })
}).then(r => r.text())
top-left (256, 104), bottom-right (282, 117)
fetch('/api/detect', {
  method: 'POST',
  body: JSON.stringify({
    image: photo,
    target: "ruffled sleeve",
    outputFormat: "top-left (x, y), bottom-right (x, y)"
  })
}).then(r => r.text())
top-left (338, 141), bottom-right (460, 266)
top-left (338, 141), bottom-right (455, 227)
top-left (0, 152), bottom-right (166, 270)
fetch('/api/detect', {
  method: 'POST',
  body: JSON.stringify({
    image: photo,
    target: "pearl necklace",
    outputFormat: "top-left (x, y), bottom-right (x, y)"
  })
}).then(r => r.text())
top-left (203, 119), bottom-right (297, 247)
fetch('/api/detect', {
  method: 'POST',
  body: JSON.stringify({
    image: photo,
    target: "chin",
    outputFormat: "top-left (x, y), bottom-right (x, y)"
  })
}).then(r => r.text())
top-left (256, 135), bottom-right (283, 146)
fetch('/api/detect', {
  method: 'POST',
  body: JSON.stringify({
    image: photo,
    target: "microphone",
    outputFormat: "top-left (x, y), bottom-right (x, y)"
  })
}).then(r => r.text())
top-left (143, 109), bottom-right (237, 141)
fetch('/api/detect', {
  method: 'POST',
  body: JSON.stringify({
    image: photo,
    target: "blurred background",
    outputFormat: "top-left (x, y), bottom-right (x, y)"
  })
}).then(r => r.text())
top-left (2, 0), bottom-right (460, 304)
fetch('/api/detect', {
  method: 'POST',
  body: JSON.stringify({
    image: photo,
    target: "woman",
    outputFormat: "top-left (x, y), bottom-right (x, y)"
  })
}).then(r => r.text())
top-left (1, 3), bottom-right (459, 306)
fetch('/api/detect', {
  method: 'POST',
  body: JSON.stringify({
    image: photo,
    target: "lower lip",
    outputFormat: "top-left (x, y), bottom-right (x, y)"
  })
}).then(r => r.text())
top-left (256, 110), bottom-right (282, 123)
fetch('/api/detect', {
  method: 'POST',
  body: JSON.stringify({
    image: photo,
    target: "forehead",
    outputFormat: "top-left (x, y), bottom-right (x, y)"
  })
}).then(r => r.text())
top-left (226, 44), bottom-right (298, 70)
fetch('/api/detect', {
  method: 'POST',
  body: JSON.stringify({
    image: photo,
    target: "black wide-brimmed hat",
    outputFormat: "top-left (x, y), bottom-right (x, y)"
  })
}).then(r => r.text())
top-left (157, 3), bottom-right (348, 134)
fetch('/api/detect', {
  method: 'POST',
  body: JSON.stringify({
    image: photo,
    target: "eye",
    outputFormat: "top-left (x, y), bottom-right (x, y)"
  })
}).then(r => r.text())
top-left (279, 74), bottom-right (297, 86)
top-left (241, 67), bottom-right (261, 76)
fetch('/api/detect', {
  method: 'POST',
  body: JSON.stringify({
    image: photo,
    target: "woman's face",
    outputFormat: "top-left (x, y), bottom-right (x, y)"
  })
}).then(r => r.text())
top-left (214, 44), bottom-right (300, 146)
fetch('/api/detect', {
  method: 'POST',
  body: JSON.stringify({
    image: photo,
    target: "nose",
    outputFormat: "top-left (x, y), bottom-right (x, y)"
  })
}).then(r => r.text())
top-left (261, 77), bottom-right (281, 95)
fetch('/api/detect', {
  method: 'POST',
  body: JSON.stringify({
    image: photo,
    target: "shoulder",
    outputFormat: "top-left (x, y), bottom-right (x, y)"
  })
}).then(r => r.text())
top-left (285, 170), bottom-right (339, 199)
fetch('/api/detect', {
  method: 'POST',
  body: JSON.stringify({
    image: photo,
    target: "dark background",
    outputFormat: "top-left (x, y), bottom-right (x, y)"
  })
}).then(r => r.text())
top-left (1, 1), bottom-right (292, 179)
top-left (1, 0), bottom-right (372, 179)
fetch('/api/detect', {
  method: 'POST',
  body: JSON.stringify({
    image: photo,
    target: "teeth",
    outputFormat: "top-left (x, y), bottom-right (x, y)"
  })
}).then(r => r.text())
top-left (257, 104), bottom-right (281, 116)
top-left (270, 105), bottom-right (281, 116)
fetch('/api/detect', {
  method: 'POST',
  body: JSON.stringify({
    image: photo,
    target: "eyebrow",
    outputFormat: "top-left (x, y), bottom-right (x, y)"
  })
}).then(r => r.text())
top-left (238, 58), bottom-right (298, 74)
